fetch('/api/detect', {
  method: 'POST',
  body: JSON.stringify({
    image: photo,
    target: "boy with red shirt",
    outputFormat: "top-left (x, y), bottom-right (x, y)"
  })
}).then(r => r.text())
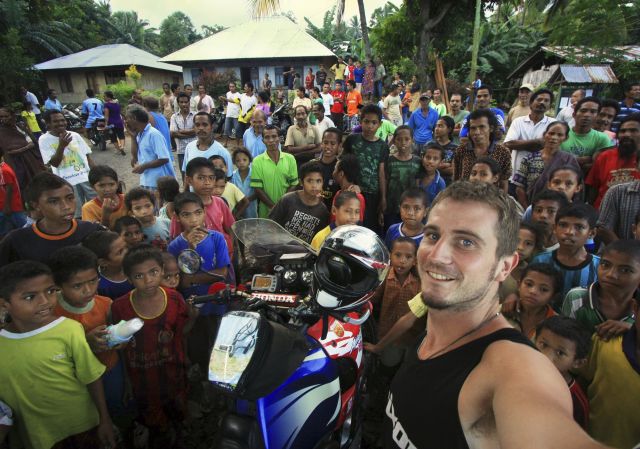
top-left (0, 157), bottom-right (26, 236)
top-left (330, 81), bottom-right (346, 131)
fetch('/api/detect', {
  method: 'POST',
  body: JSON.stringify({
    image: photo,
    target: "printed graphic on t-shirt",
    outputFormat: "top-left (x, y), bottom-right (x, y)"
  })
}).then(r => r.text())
top-left (284, 210), bottom-right (321, 243)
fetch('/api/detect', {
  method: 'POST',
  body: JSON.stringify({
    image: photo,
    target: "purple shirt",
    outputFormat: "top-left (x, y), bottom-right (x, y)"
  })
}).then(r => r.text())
top-left (104, 102), bottom-right (124, 128)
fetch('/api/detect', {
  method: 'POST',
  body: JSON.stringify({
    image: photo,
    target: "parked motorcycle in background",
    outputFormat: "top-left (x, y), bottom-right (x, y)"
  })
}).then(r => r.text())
top-left (87, 118), bottom-right (109, 151)
top-left (62, 104), bottom-right (83, 131)
top-left (270, 102), bottom-right (292, 144)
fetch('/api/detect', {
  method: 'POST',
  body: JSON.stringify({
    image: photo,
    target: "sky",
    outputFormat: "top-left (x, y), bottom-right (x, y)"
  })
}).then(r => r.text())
top-left (107, 0), bottom-right (402, 30)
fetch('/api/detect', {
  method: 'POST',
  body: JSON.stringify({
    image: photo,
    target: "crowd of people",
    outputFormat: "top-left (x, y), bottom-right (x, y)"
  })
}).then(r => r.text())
top-left (0, 62), bottom-right (639, 449)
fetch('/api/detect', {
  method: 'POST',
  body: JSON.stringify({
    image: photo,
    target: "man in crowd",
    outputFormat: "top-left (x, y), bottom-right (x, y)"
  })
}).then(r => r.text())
top-left (556, 88), bottom-right (585, 128)
top-left (284, 105), bottom-right (321, 165)
top-left (261, 73), bottom-right (272, 93)
top-left (446, 92), bottom-right (469, 145)
top-left (374, 57), bottom-right (386, 99)
top-left (312, 103), bottom-right (335, 136)
top-left (159, 83), bottom-right (175, 122)
top-left (183, 112), bottom-right (232, 180)
top-left (219, 82), bottom-right (242, 139)
top-left (316, 64), bottom-right (328, 88)
top-left (504, 88), bottom-right (556, 190)
top-left (292, 87), bottom-right (312, 111)
top-left (170, 92), bottom-right (196, 177)
top-left (128, 88), bottom-right (143, 106)
top-left (586, 113), bottom-right (640, 209)
top-left (384, 181), bottom-right (610, 449)
top-left (459, 85), bottom-right (505, 141)
top-left (243, 109), bottom-right (268, 158)
top-left (598, 179), bottom-right (640, 243)
top-left (330, 81), bottom-right (346, 131)
top-left (345, 80), bottom-right (362, 132)
top-left (21, 86), bottom-right (44, 129)
top-left (80, 88), bottom-right (104, 136)
top-left (560, 96), bottom-right (614, 171)
top-left (593, 99), bottom-right (620, 143)
top-left (330, 57), bottom-right (347, 84)
top-left (235, 82), bottom-right (257, 139)
top-left (320, 82), bottom-right (334, 117)
top-left (44, 89), bottom-right (62, 112)
top-left (612, 82), bottom-right (640, 132)
top-left (383, 83), bottom-right (403, 126)
top-left (407, 94), bottom-right (439, 151)
top-left (506, 83), bottom-right (533, 128)
top-left (196, 84), bottom-right (215, 114)
top-left (283, 66), bottom-right (295, 90)
top-left (429, 88), bottom-right (447, 117)
top-left (173, 84), bottom-right (198, 112)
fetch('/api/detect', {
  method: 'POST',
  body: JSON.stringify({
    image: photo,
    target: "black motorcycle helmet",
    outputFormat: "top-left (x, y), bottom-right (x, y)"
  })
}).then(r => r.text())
top-left (313, 225), bottom-right (390, 312)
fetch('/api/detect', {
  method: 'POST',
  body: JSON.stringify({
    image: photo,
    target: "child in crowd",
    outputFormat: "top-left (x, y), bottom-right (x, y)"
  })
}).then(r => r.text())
top-left (331, 153), bottom-right (365, 223)
top-left (469, 157), bottom-right (524, 216)
top-left (522, 165), bottom-right (584, 222)
top-left (210, 159), bottom-right (249, 219)
top-left (535, 316), bottom-right (591, 429)
top-left (114, 215), bottom-right (144, 248)
top-left (111, 245), bottom-right (193, 445)
top-left (577, 293), bottom-right (640, 448)
top-left (530, 189), bottom-right (570, 252)
top-left (562, 239), bottom-right (639, 337)
top-left (125, 187), bottom-right (171, 250)
top-left (160, 251), bottom-right (181, 290)
top-left (385, 125), bottom-right (421, 228)
top-left (20, 102), bottom-right (42, 140)
top-left (156, 175), bottom-right (180, 220)
top-left (532, 203), bottom-right (600, 304)
top-left (48, 245), bottom-right (126, 416)
top-left (231, 147), bottom-right (257, 218)
top-left (0, 261), bottom-right (115, 449)
top-left (178, 158), bottom-right (235, 256)
top-left (82, 165), bottom-right (126, 229)
top-left (83, 230), bottom-right (134, 300)
top-left (385, 187), bottom-right (428, 249)
top-left (269, 161), bottom-right (329, 244)
top-left (0, 172), bottom-right (102, 264)
top-left (507, 263), bottom-right (562, 341)
top-left (311, 190), bottom-right (361, 250)
top-left (416, 142), bottom-right (446, 205)
top-left (0, 156), bottom-right (27, 237)
top-left (315, 128), bottom-right (342, 210)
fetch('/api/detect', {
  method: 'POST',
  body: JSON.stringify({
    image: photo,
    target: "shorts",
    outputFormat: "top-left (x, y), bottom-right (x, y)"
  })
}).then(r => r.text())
top-left (110, 127), bottom-right (125, 143)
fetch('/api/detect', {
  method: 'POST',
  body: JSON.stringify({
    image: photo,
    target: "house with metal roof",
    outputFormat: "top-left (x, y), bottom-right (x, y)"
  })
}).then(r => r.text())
top-left (35, 44), bottom-right (183, 104)
top-left (160, 17), bottom-right (337, 89)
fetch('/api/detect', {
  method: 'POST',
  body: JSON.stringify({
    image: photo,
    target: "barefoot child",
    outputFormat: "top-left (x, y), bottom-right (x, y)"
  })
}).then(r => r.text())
top-left (311, 190), bottom-right (361, 250)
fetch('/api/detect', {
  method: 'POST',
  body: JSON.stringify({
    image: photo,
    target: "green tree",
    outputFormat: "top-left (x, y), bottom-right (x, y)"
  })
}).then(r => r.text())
top-left (111, 11), bottom-right (160, 53)
top-left (201, 24), bottom-right (226, 38)
top-left (159, 11), bottom-right (200, 56)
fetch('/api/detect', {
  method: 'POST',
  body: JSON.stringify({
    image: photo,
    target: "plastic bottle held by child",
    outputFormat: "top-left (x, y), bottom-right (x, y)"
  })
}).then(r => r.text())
top-left (106, 318), bottom-right (144, 347)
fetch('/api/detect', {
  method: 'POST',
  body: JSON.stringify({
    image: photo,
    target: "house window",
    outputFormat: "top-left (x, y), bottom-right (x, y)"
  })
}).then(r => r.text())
top-left (104, 70), bottom-right (126, 85)
top-left (274, 67), bottom-right (284, 87)
top-left (191, 69), bottom-right (203, 86)
top-left (58, 73), bottom-right (73, 93)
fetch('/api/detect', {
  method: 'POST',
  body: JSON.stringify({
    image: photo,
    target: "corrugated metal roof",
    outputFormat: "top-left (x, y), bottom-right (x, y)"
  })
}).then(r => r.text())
top-left (35, 44), bottom-right (182, 73)
top-left (559, 65), bottom-right (618, 83)
top-left (543, 45), bottom-right (640, 62)
top-left (160, 17), bottom-right (335, 63)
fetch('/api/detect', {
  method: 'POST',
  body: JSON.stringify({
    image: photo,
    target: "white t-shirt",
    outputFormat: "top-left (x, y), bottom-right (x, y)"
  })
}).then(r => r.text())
top-left (383, 94), bottom-right (402, 122)
top-left (504, 114), bottom-right (556, 181)
top-left (226, 92), bottom-right (241, 118)
top-left (239, 94), bottom-right (257, 117)
top-left (321, 93), bottom-right (334, 116)
top-left (315, 116), bottom-right (336, 136)
top-left (196, 95), bottom-right (215, 113)
top-left (38, 132), bottom-right (92, 185)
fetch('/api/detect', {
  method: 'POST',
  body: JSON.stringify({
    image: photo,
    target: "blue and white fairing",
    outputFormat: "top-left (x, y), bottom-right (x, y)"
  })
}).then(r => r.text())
top-left (255, 341), bottom-right (341, 449)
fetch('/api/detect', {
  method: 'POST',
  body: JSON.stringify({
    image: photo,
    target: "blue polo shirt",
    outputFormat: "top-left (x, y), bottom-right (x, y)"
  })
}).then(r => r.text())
top-left (407, 107), bottom-right (439, 145)
top-left (418, 169), bottom-right (446, 205)
top-left (81, 98), bottom-right (104, 128)
top-left (136, 124), bottom-right (176, 188)
top-left (182, 139), bottom-right (232, 177)
top-left (243, 128), bottom-right (267, 158)
top-left (150, 111), bottom-right (173, 161)
top-left (44, 98), bottom-right (62, 111)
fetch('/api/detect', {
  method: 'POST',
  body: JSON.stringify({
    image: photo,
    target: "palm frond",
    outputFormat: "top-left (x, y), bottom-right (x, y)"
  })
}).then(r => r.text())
top-left (249, 0), bottom-right (280, 19)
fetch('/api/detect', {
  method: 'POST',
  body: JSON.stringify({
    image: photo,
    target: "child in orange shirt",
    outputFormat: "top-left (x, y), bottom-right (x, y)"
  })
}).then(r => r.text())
top-left (81, 165), bottom-right (126, 229)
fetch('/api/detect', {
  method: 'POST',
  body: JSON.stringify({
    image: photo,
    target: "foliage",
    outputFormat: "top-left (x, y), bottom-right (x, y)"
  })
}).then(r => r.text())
top-left (390, 57), bottom-right (418, 81)
top-left (197, 69), bottom-right (240, 100)
top-left (201, 25), bottom-right (226, 38)
top-left (369, 2), bottom-right (399, 27)
top-left (103, 81), bottom-right (136, 105)
top-left (304, 7), bottom-right (364, 59)
top-left (125, 64), bottom-right (142, 87)
top-left (111, 11), bottom-right (160, 54)
top-left (159, 11), bottom-right (201, 56)
top-left (0, 29), bottom-right (40, 104)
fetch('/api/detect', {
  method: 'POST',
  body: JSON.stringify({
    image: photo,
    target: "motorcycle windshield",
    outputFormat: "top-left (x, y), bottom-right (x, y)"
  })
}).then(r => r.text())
top-left (232, 219), bottom-right (316, 278)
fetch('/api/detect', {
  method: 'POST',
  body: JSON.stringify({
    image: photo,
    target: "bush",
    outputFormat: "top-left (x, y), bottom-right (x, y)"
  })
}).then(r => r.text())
top-left (198, 69), bottom-right (239, 100)
top-left (102, 81), bottom-right (136, 105)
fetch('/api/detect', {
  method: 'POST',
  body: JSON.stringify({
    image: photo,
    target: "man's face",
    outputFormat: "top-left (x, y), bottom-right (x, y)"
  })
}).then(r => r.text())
top-left (323, 83), bottom-right (330, 93)
top-left (229, 83), bottom-right (236, 92)
top-left (295, 106), bottom-right (308, 124)
top-left (251, 113), bottom-right (266, 135)
top-left (450, 95), bottom-right (462, 111)
top-left (574, 101), bottom-right (599, 130)
top-left (198, 85), bottom-right (206, 95)
top-left (627, 84), bottom-right (640, 101)
top-left (617, 119), bottom-right (640, 158)
top-left (518, 88), bottom-right (531, 104)
top-left (433, 89), bottom-right (441, 101)
top-left (163, 84), bottom-right (170, 94)
top-left (48, 112), bottom-right (68, 135)
top-left (312, 105), bottom-right (324, 121)
top-left (334, 83), bottom-right (342, 91)
top-left (125, 115), bottom-right (142, 134)
top-left (244, 84), bottom-right (252, 94)
top-left (49, 90), bottom-right (58, 99)
top-left (595, 106), bottom-right (617, 131)
top-left (263, 129), bottom-right (280, 150)
top-left (476, 89), bottom-right (491, 109)
top-left (34, 185), bottom-right (76, 225)
top-left (570, 90), bottom-right (584, 105)
top-left (530, 93), bottom-right (551, 114)
top-left (178, 97), bottom-right (190, 114)
top-left (469, 116), bottom-right (492, 147)
top-left (194, 115), bottom-right (212, 139)
top-left (418, 198), bottom-right (513, 310)
top-left (184, 85), bottom-right (193, 97)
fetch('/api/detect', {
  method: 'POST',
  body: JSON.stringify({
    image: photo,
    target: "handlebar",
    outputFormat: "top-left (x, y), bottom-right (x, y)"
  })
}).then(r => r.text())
top-left (336, 308), bottom-right (371, 326)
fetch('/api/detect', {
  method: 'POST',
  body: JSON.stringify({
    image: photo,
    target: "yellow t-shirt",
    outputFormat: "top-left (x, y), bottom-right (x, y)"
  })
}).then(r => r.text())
top-left (20, 111), bottom-right (41, 133)
top-left (0, 317), bottom-right (105, 449)
top-left (407, 292), bottom-right (428, 318)
top-left (222, 182), bottom-right (245, 211)
top-left (311, 225), bottom-right (332, 251)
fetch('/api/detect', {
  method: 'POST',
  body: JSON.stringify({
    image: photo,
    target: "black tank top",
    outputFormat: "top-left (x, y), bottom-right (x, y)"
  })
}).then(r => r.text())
top-left (384, 328), bottom-right (533, 449)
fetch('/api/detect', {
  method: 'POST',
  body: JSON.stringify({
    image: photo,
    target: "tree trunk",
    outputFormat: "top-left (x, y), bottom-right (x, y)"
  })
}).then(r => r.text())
top-left (357, 0), bottom-right (372, 61)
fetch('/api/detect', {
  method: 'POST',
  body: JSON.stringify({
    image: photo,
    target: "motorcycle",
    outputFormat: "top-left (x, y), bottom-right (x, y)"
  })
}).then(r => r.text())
top-left (87, 118), bottom-right (109, 151)
top-left (62, 104), bottom-right (84, 131)
top-left (199, 219), bottom-right (384, 449)
top-left (212, 104), bottom-right (226, 136)
top-left (270, 102), bottom-right (292, 144)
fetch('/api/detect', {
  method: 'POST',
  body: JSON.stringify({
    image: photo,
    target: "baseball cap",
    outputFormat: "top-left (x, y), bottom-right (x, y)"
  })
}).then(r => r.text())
top-left (519, 83), bottom-right (535, 91)
top-left (419, 94), bottom-right (430, 100)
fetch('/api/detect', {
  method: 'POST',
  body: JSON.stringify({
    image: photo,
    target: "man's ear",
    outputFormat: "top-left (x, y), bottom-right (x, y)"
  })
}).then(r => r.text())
top-left (496, 252), bottom-right (520, 283)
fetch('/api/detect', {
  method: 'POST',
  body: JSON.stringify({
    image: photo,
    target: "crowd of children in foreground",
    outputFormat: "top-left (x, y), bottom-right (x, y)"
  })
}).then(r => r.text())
top-left (0, 103), bottom-right (638, 449)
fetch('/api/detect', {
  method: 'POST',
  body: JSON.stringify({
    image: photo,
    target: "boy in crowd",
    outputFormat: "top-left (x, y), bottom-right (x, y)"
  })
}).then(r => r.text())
top-left (125, 187), bottom-right (171, 250)
top-left (82, 165), bottom-right (126, 229)
top-left (209, 156), bottom-right (249, 219)
top-left (114, 215), bottom-right (144, 248)
top-left (385, 187), bottom-right (429, 249)
top-left (535, 316), bottom-right (591, 429)
top-left (343, 104), bottom-right (389, 234)
top-left (314, 127), bottom-right (342, 210)
top-left (39, 110), bottom-right (96, 218)
top-left (530, 189), bottom-right (570, 252)
top-left (0, 172), bottom-right (102, 264)
top-left (562, 239), bottom-right (639, 338)
top-left (111, 245), bottom-right (194, 446)
top-left (83, 230), bottom-right (134, 300)
top-left (331, 154), bottom-right (365, 222)
top-left (0, 261), bottom-right (115, 449)
top-left (251, 124), bottom-right (299, 218)
top-left (577, 293), bottom-right (640, 448)
top-left (532, 203), bottom-right (600, 303)
top-left (0, 156), bottom-right (27, 237)
top-left (269, 161), bottom-right (329, 244)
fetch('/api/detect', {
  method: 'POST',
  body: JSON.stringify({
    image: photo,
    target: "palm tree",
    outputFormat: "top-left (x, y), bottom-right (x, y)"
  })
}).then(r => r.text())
top-left (111, 11), bottom-right (158, 53)
top-left (335, 0), bottom-right (372, 60)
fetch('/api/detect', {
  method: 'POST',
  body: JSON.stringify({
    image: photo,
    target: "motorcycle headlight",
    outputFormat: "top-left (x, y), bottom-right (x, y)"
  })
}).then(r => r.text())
top-left (301, 270), bottom-right (314, 285)
top-left (283, 270), bottom-right (297, 285)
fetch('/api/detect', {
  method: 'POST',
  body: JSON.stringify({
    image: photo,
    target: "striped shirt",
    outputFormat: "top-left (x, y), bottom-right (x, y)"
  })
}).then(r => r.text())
top-left (531, 250), bottom-right (600, 309)
top-left (597, 181), bottom-right (640, 240)
top-left (612, 100), bottom-right (640, 132)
